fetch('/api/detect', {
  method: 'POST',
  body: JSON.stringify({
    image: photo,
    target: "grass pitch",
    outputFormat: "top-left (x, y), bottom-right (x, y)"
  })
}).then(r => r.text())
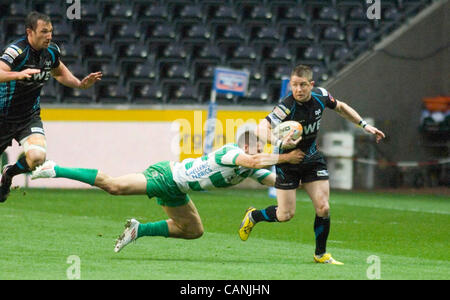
top-left (0, 187), bottom-right (448, 280)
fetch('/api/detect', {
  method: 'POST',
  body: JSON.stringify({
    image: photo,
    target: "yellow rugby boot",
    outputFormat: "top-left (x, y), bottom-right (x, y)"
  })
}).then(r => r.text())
top-left (314, 253), bottom-right (344, 265)
top-left (239, 207), bottom-right (256, 241)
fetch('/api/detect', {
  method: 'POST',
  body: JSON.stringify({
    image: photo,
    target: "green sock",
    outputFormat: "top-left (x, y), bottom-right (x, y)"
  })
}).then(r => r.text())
top-left (137, 220), bottom-right (169, 238)
top-left (54, 165), bottom-right (99, 186)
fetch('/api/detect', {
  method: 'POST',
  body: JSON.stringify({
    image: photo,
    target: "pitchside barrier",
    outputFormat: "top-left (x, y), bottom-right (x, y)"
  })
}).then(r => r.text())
top-left (3, 108), bottom-right (270, 189)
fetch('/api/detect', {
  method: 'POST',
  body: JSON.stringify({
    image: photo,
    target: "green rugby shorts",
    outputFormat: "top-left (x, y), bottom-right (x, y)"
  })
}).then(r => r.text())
top-left (142, 161), bottom-right (190, 207)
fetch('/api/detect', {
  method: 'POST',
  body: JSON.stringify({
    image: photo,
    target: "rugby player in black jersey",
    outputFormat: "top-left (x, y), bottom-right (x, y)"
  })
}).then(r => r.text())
top-left (239, 65), bottom-right (385, 264)
top-left (0, 12), bottom-right (102, 202)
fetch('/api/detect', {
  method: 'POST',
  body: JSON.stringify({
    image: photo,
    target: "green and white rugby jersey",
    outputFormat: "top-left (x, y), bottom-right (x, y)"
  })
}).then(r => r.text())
top-left (172, 144), bottom-right (272, 193)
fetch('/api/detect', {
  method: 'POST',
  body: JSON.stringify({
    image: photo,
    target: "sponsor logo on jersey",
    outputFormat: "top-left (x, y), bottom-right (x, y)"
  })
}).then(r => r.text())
top-left (272, 104), bottom-right (290, 120)
top-left (30, 70), bottom-right (51, 82)
top-left (317, 170), bottom-right (329, 177)
top-left (303, 119), bottom-right (321, 135)
top-left (31, 127), bottom-right (45, 134)
top-left (1, 54), bottom-right (14, 64)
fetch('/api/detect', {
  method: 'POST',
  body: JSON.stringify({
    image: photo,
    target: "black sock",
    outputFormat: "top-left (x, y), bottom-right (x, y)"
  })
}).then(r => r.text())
top-left (6, 156), bottom-right (31, 177)
top-left (251, 206), bottom-right (278, 223)
top-left (314, 215), bottom-right (330, 256)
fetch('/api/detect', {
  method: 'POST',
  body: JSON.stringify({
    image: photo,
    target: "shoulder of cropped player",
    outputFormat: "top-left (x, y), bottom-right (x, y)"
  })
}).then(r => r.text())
top-left (47, 42), bottom-right (61, 68)
top-left (311, 87), bottom-right (337, 110)
top-left (0, 37), bottom-right (29, 69)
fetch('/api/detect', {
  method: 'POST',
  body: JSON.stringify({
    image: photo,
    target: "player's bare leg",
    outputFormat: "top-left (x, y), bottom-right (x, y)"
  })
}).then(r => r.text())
top-left (303, 180), bottom-right (343, 265)
top-left (162, 200), bottom-right (204, 239)
top-left (275, 189), bottom-right (297, 222)
top-left (115, 200), bottom-right (204, 253)
top-left (1, 134), bottom-right (46, 202)
top-left (94, 172), bottom-right (148, 195)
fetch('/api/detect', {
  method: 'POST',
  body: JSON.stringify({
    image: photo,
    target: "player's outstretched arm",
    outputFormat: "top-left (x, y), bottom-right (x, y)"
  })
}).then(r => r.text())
top-left (51, 61), bottom-right (102, 89)
top-left (334, 100), bottom-right (386, 143)
top-left (0, 61), bottom-right (40, 82)
top-left (235, 149), bottom-right (305, 169)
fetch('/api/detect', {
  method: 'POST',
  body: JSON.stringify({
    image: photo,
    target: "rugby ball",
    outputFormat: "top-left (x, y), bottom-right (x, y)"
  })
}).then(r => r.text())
top-left (273, 121), bottom-right (303, 140)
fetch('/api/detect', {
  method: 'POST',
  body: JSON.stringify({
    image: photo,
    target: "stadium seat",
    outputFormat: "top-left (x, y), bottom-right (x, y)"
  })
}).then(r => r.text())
top-left (383, 6), bottom-right (402, 23)
top-left (80, 2), bottom-right (99, 23)
top-left (227, 62), bottom-right (262, 83)
top-left (250, 25), bottom-right (281, 45)
top-left (145, 23), bottom-right (176, 53)
top-left (111, 23), bottom-right (142, 43)
top-left (84, 42), bottom-right (115, 67)
top-left (159, 62), bottom-right (190, 81)
top-left (209, 4), bottom-right (239, 24)
top-left (347, 24), bottom-right (376, 46)
top-left (161, 42), bottom-right (189, 61)
top-left (275, 2), bottom-right (308, 25)
top-left (272, 64), bottom-right (292, 81)
top-left (270, 45), bottom-right (293, 62)
top-left (58, 41), bottom-right (81, 65)
top-left (262, 60), bottom-right (292, 82)
top-left (181, 24), bottom-right (212, 46)
top-left (116, 41), bottom-right (147, 62)
top-left (241, 3), bottom-right (273, 27)
top-left (176, 3), bottom-right (204, 23)
top-left (300, 44), bottom-right (326, 66)
top-left (165, 82), bottom-right (200, 104)
top-left (230, 45), bottom-right (258, 62)
top-left (344, 5), bottom-right (370, 25)
top-left (311, 64), bottom-right (329, 83)
top-left (215, 24), bottom-right (247, 55)
top-left (313, 6), bottom-right (341, 26)
top-left (132, 81), bottom-right (164, 104)
top-left (97, 83), bottom-right (129, 104)
top-left (97, 61), bottom-right (122, 83)
top-left (62, 86), bottom-right (95, 104)
top-left (51, 21), bottom-right (74, 44)
top-left (41, 2), bottom-right (66, 22)
top-left (240, 83), bottom-right (271, 106)
top-left (193, 63), bottom-right (216, 81)
top-left (4, 22), bottom-right (25, 42)
top-left (138, 3), bottom-right (169, 23)
top-left (106, 3), bottom-right (134, 21)
top-left (40, 79), bottom-right (59, 103)
top-left (7, 2), bottom-right (27, 18)
top-left (126, 60), bottom-right (157, 83)
top-left (195, 43), bottom-right (223, 63)
top-left (81, 22), bottom-right (110, 44)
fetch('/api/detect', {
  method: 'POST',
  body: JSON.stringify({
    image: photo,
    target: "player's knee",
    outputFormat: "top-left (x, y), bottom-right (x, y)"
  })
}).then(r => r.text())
top-left (181, 222), bottom-right (204, 239)
top-left (277, 210), bottom-right (295, 222)
top-left (316, 203), bottom-right (330, 217)
top-left (25, 151), bottom-right (46, 169)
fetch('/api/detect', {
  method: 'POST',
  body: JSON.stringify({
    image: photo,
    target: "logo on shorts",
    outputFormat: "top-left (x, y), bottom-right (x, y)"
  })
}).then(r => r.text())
top-left (317, 170), bottom-right (329, 177)
top-left (31, 127), bottom-right (45, 134)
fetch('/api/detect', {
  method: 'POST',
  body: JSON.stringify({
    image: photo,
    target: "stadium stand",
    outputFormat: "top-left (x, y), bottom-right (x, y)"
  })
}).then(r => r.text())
top-left (0, 0), bottom-right (434, 105)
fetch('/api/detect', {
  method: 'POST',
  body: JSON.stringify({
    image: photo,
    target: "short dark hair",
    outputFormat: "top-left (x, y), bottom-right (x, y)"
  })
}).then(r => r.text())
top-left (25, 11), bottom-right (51, 31)
top-left (291, 65), bottom-right (313, 81)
